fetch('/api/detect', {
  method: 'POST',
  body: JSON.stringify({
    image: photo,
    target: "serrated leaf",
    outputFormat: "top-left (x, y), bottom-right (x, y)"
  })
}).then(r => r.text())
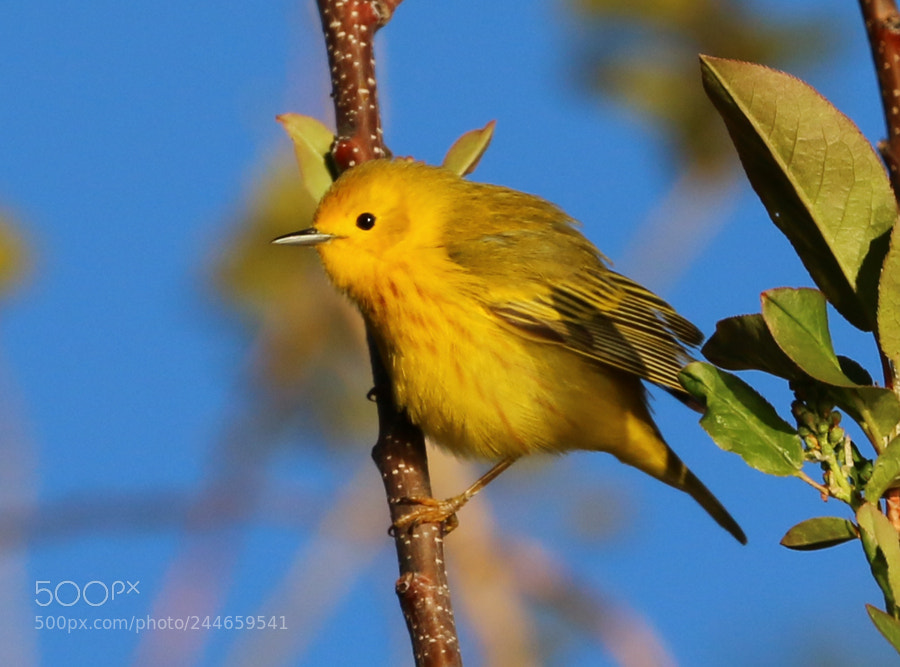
top-left (858, 503), bottom-right (900, 607)
top-left (680, 361), bottom-right (803, 476)
top-left (880, 220), bottom-right (900, 369)
top-left (780, 516), bottom-right (858, 550)
top-left (277, 113), bottom-right (335, 203)
top-left (761, 287), bottom-right (857, 387)
top-left (867, 604), bottom-right (900, 656)
top-left (867, 436), bottom-right (900, 502)
top-left (442, 121), bottom-right (496, 176)
top-left (702, 313), bottom-right (803, 380)
top-left (701, 55), bottom-right (896, 331)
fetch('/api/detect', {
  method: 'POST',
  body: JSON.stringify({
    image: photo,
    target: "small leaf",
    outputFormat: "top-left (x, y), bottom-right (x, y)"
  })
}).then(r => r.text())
top-left (858, 503), bottom-right (900, 606)
top-left (680, 362), bottom-right (803, 476)
top-left (701, 55), bottom-right (896, 331)
top-left (867, 435), bottom-right (900, 502)
top-left (702, 313), bottom-right (803, 380)
top-left (867, 604), bottom-right (900, 656)
top-left (780, 516), bottom-right (858, 550)
top-left (837, 355), bottom-right (873, 385)
top-left (442, 121), bottom-right (496, 176)
top-left (761, 288), bottom-right (857, 387)
top-left (880, 220), bottom-right (900, 369)
top-left (277, 113), bottom-right (335, 202)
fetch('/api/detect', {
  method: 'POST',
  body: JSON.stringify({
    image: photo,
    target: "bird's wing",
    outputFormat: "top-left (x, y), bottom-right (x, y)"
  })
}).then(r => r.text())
top-left (491, 266), bottom-right (702, 394)
top-left (447, 228), bottom-right (702, 394)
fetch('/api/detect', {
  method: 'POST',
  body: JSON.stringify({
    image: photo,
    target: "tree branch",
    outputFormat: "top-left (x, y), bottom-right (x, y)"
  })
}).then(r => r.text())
top-left (314, 2), bottom-right (462, 664)
top-left (860, 0), bottom-right (900, 195)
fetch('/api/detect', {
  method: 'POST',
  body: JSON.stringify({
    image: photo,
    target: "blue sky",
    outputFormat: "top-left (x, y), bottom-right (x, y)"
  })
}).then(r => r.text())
top-left (0, 0), bottom-right (897, 665)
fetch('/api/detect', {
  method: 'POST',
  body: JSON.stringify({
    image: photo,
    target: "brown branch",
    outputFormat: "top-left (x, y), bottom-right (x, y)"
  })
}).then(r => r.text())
top-left (859, 0), bottom-right (900, 532)
top-left (314, 2), bottom-right (462, 665)
top-left (317, 0), bottom-right (391, 164)
top-left (861, 0), bottom-right (900, 195)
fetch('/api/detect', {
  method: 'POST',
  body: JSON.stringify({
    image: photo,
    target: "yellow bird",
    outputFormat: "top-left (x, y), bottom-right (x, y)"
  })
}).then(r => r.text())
top-left (276, 158), bottom-right (745, 544)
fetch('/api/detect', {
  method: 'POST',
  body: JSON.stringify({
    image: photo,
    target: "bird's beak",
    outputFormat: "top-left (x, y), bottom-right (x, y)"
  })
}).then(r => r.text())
top-left (271, 228), bottom-right (336, 246)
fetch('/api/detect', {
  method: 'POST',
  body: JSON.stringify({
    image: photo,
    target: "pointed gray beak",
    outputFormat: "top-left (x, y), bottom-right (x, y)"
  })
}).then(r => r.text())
top-left (271, 228), bottom-right (336, 246)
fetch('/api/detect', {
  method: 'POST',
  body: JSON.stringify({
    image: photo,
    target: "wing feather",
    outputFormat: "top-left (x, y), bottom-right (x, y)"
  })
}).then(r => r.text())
top-left (491, 267), bottom-right (701, 393)
top-left (441, 184), bottom-right (701, 394)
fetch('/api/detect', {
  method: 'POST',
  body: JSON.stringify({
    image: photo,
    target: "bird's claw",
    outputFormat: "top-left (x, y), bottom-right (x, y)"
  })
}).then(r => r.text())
top-left (390, 495), bottom-right (463, 535)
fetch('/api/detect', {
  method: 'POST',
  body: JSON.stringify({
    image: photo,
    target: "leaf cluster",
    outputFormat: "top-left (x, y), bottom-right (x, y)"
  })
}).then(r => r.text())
top-left (683, 55), bottom-right (900, 651)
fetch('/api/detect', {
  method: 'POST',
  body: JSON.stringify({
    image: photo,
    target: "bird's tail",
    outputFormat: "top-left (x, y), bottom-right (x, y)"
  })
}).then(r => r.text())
top-left (675, 463), bottom-right (746, 544)
top-left (574, 366), bottom-right (745, 542)
top-left (614, 428), bottom-right (746, 544)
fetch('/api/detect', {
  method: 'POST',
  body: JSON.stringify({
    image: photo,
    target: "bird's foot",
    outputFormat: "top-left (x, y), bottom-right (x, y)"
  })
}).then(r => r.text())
top-left (390, 494), bottom-right (465, 535)
top-left (387, 457), bottom-right (519, 536)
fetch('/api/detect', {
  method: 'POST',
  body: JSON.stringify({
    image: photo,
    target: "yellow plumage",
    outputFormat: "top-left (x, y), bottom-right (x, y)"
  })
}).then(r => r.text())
top-left (277, 158), bottom-right (745, 543)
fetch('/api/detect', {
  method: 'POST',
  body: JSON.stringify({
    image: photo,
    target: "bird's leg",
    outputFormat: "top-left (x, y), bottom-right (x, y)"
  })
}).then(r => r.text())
top-left (392, 456), bottom-right (519, 534)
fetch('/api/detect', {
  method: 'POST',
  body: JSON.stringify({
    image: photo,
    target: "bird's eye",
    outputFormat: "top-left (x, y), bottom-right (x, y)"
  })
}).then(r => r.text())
top-left (356, 212), bottom-right (376, 230)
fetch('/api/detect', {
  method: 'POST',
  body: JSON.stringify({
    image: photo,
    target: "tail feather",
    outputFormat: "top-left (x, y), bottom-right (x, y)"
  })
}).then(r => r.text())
top-left (678, 467), bottom-right (747, 544)
top-left (577, 368), bottom-right (745, 542)
top-left (615, 427), bottom-right (746, 543)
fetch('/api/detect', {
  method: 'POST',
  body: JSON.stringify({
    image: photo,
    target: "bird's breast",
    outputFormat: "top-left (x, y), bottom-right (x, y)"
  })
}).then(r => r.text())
top-left (364, 267), bottom-right (564, 460)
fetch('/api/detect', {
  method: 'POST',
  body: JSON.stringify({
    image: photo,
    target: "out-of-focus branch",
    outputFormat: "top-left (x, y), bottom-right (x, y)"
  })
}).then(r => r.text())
top-left (859, 0), bottom-right (900, 530)
top-left (510, 539), bottom-right (675, 667)
top-left (314, 2), bottom-right (462, 664)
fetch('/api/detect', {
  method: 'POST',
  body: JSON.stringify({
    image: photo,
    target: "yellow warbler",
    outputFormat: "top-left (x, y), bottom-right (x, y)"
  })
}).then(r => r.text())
top-left (276, 158), bottom-right (745, 544)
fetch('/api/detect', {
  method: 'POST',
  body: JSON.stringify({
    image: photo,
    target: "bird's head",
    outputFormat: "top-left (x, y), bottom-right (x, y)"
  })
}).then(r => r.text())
top-left (274, 159), bottom-right (459, 295)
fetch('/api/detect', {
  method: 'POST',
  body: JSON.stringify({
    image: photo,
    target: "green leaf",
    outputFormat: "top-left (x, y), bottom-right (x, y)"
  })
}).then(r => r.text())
top-left (880, 219), bottom-right (900, 369)
top-left (442, 121), bottom-right (496, 176)
top-left (701, 55), bottom-right (896, 331)
top-left (780, 516), bottom-right (858, 550)
top-left (837, 356), bottom-right (873, 385)
top-left (702, 306), bottom-right (897, 446)
top-left (277, 113), bottom-right (336, 203)
top-left (761, 287), bottom-right (857, 387)
top-left (867, 436), bottom-right (900, 502)
top-left (680, 361), bottom-right (803, 476)
top-left (858, 503), bottom-right (900, 608)
top-left (702, 313), bottom-right (803, 380)
top-left (867, 604), bottom-right (900, 656)
top-left (833, 386), bottom-right (900, 451)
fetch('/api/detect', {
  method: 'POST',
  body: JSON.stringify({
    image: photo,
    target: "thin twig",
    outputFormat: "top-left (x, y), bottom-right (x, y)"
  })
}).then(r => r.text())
top-left (314, 2), bottom-right (462, 664)
top-left (796, 469), bottom-right (831, 500)
top-left (859, 0), bottom-right (900, 532)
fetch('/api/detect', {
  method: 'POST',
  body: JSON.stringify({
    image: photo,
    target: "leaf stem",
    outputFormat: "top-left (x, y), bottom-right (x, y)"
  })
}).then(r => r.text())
top-left (796, 469), bottom-right (831, 498)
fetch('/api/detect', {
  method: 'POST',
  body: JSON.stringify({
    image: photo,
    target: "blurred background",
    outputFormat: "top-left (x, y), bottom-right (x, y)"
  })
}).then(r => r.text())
top-left (0, 0), bottom-right (896, 664)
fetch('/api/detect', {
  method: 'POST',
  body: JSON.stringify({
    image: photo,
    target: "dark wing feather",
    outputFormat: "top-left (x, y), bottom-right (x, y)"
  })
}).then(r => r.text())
top-left (490, 266), bottom-right (701, 394)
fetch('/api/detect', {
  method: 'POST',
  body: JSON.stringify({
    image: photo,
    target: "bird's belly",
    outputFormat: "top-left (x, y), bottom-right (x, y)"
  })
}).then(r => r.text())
top-left (385, 313), bottom-right (562, 460)
top-left (386, 331), bottom-right (661, 467)
top-left (369, 279), bottom-right (659, 464)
